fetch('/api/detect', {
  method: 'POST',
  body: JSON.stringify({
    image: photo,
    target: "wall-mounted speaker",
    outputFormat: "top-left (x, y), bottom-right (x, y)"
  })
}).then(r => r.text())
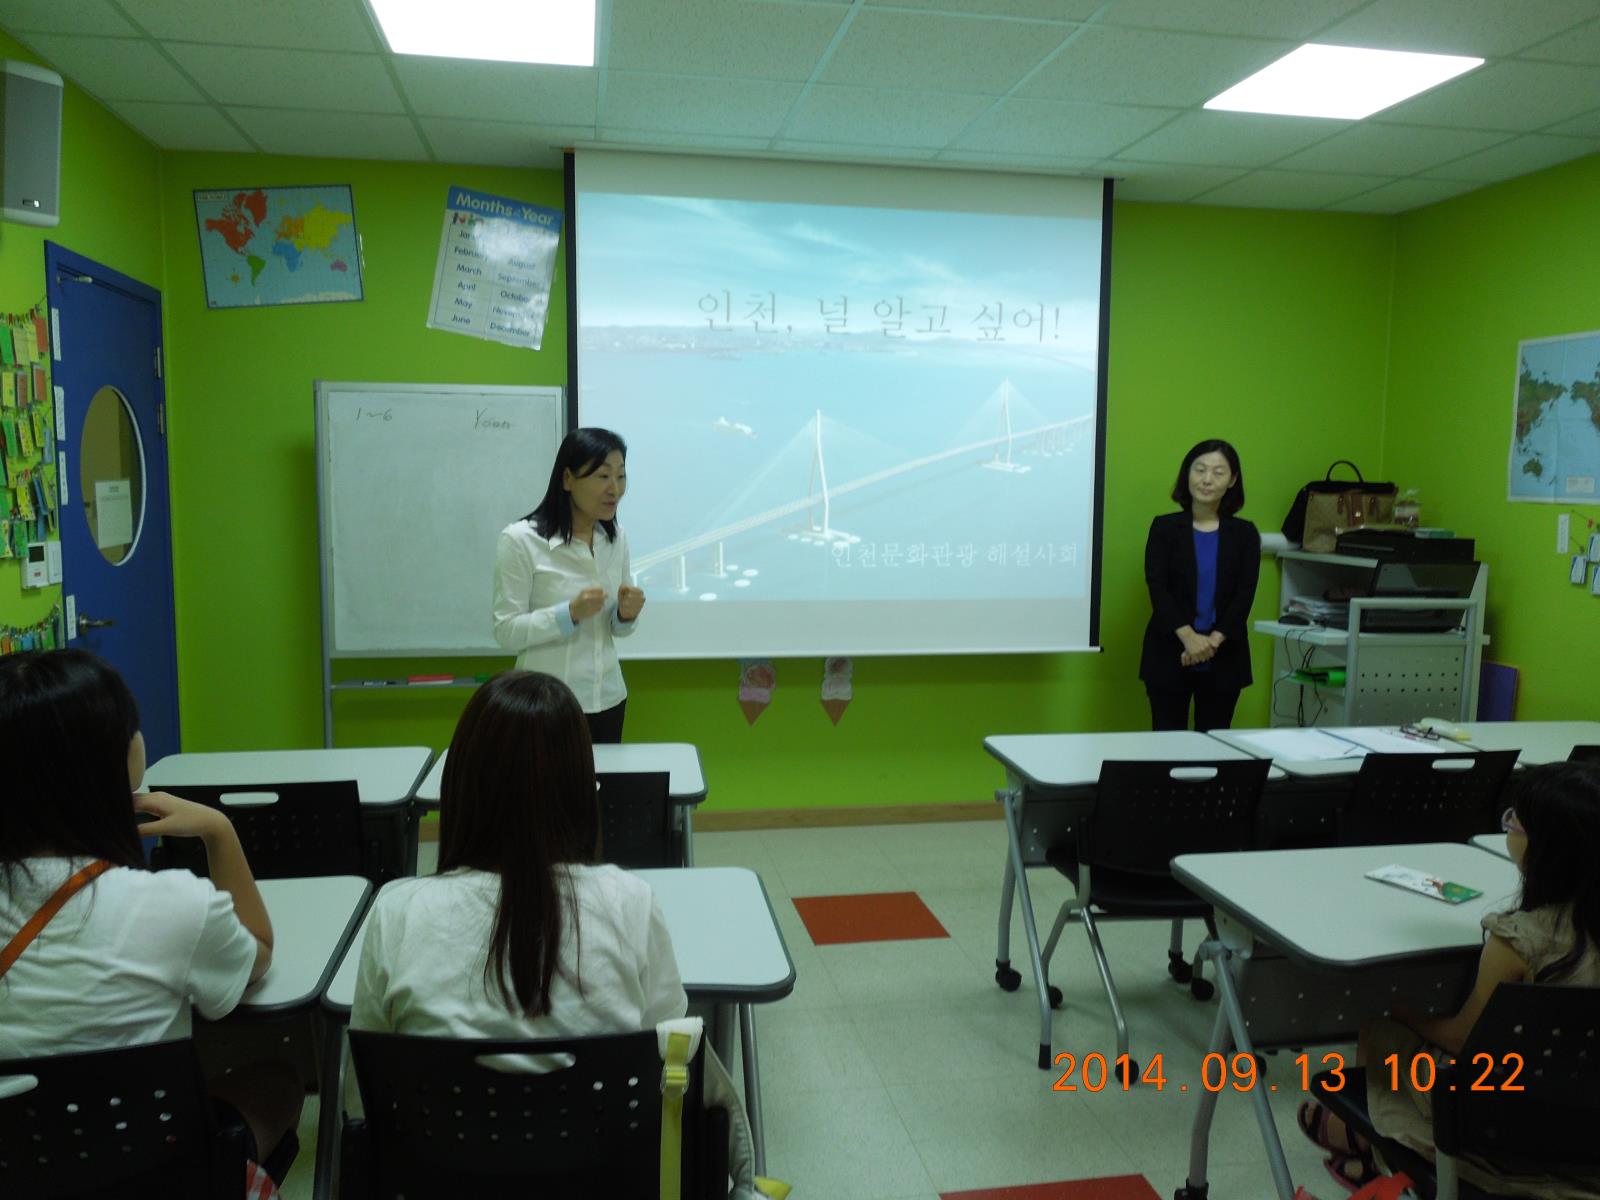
top-left (1, 60), bottom-right (64, 228)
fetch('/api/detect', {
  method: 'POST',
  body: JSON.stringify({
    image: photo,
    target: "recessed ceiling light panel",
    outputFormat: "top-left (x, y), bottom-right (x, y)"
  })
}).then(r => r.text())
top-left (365, 0), bottom-right (596, 67)
top-left (1205, 43), bottom-right (1482, 120)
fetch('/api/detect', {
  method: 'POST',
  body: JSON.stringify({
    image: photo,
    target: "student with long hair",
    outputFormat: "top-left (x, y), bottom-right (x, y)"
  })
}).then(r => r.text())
top-left (492, 427), bottom-right (644, 744)
top-left (0, 649), bottom-right (301, 1173)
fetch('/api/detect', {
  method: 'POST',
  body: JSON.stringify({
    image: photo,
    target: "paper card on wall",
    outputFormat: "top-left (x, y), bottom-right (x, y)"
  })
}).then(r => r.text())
top-left (820, 656), bottom-right (853, 725)
top-left (1589, 532), bottom-right (1600, 562)
top-left (1, 414), bottom-right (19, 457)
top-left (16, 414), bottom-right (33, 456)
top-left (94, 479), bottom-right (134, 548)
top-left (738, 659), bottom-right (775, 725)
top-left (0, 520), bottom-right (12, 559)
top-left (29, 410), bottom-right (43, 450)
top-left (13, 474), bottom-right (34, 519)
top-left (0, 374), bottom-right (14, 408)
top-left (1591, 564), bottom-right (1600, 596)
top-left (31, 365), bottom-right (45, 403)
top-left (1571, 554), bottom-right (1589, 585)
top-left (10, 326), bottom-right (29, 366)
top-left (32, 314), bottom-right (47, 358)
top-left (15, 370), bottom-right (28, 407)
top-left (0, 327), bottom-right (13, 367)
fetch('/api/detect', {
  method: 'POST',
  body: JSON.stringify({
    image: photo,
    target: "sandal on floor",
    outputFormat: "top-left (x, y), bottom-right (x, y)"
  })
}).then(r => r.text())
top-left (1323, 1151), bottom-right (1383, 1196)
top-left (1298, 1101), bottom-right (1354, 1155)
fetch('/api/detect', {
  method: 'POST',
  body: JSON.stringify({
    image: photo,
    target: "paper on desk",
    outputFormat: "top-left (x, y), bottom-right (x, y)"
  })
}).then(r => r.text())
top-left (1230, 728), bottom-right (1366, 761)
top-left (1336, 727), bottom-right (1458, 754)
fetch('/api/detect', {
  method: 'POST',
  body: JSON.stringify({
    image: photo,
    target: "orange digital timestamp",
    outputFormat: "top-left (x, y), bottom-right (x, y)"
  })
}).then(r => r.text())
top-left (1049, 1051), bottom-right (1527, 1095)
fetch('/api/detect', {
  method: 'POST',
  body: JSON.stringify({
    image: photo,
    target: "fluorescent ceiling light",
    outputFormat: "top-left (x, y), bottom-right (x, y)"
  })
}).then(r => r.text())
top-left (365, 0), bottom-right (595, 66)
top-left (1205, 43), bottom-right (1482, 120)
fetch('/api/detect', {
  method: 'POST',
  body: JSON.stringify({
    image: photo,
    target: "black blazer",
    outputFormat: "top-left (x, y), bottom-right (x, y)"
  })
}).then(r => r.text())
top-left (1139, 511), bottom-right (1261, 692)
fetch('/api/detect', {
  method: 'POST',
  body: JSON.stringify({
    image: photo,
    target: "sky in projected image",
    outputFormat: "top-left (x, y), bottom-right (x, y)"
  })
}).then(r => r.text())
top-left (577, 191), bottom-right (1103, 607)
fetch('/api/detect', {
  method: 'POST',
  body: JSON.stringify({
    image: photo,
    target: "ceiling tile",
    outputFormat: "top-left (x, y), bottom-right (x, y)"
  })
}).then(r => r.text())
top-left (0, 0), bottom-right (135, 35)
top-left (1116, 110), bottom-right (1342, 167)
top-left (951, 98), bottom-right (1179, 158)
top-left (418, 119), bottom-right (592, 169)
top-left (394, 59), bottom-right (597, 124)
top-left (782, 83), bottom-right (991, 147)
top-left (1098, 0), bottom-right (1370, 40)
top-left (821, 9), bottom-right (1069, 94)
top-left (596, 130), bottom-right (774, 153)
top-left (864, 0), bottom-right (1100, 19)
top-left (1194, 169), bottom-right (1395, 208)
top-left (936, 149), bottom-right (1103, 174)
top-left (121, 0), bottom-right (378, 52)
top-left (1318, 0), bottom-right (1600, 56)
top-left (1274, 123), bottom-right (1510, 175)
top-left (769, 138), bottom-right (937, 160)
top-left (1516, 17), bottom-right (1600, 66)
top-left (603, 73), bottom-right (802, 138)
top-left (18, 34), bottom-right (204, 102)
top-left (1326, 177), bottom-right (1484, 213)
top-left (608, 0), bottom-right (846, 81)
top-left (167, 43), bottom-right (402, 112)
top-left (1546, 108), bottom-right (1600, 138)
top-left (1419, 133), bottom-right (1600, 182)
top-left (1379, 60), bottom-right (1600, 132)
top-left (228, 108), bottom-right (428, 160)
top-left (1019, 25), bottom-right (1294, 108)
top-left (104, 100), bottom-right (253, 151)
top-left (1107, 163), bottom-right (1251, 202)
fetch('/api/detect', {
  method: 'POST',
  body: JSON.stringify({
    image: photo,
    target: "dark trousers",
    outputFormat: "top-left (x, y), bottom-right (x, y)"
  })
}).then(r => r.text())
top-left (585, 699), bottom-right (627, 744)
top-left (1147, 674), bottom-right (1241, 733)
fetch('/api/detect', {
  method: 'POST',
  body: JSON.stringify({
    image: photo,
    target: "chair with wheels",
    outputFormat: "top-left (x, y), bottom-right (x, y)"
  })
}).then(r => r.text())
top-left (0, 1038), bottom-right (297, 1200)
top-left (596, 770), bottom-right (677, 868)
top-left (1311, 983), bottom-right (1600, 1200)
top-left (342, 1026), bottom-right (728, 1200)
top-left (1038, 758), bottom-right (1271, 1071)
top-left (1339, 751), bottom-right (1518, 847)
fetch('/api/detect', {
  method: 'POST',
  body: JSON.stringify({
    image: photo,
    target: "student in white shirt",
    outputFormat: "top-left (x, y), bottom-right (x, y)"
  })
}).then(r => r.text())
top-left (0, 648), bottom-right (302, 1171)
top-left (352, 670), bottom-right (770, 1197)
top-left (492, 427), bottom-right (645, 743)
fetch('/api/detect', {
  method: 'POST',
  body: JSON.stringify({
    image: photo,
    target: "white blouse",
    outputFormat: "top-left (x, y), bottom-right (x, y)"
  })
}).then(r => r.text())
top-left (491, 518), bottom-right (638, 712)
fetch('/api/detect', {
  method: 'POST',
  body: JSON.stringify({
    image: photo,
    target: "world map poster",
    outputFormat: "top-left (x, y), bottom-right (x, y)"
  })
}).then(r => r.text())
top-left (1511, 329), bottom-right (1600, 503)
top-left (193, 185), bottom-right (363, 309)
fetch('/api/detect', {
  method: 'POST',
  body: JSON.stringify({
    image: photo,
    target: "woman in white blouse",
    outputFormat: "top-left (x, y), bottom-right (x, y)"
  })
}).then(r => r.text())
top-left (492, 428), bottom-right (645, 743)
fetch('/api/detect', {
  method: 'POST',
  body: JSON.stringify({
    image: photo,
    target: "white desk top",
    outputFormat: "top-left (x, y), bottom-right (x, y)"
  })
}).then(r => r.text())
top-left (322, 865), bottom-right (791, 1013)
top-left (238, 876), bottom-right (371, 1015)
top-left (416, 743), bottom-right (707, 805)
top-left (1172, 843), bottom-right (1521, 969)
top-left (984, 730), bottom-right (1266, 790)
top-left (1456, 721), bottom-right (1600, 765)
top-left (1210, 726), bottom-right (1480, 778)
top-left (145, 747), bottom-right (434, 807)
top-left (1471, 833), bottom-right (1512, 860)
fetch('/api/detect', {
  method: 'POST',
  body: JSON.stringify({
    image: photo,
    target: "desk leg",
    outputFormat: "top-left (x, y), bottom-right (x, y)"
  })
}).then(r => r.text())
top-left (312, 1015), bottom-right (345, 1200)
top-left (738, 1004), bottom-right (766, 1177)
top-left (711, 1002), bottom-right (736, 1085)
top-left (1001, 791), bottom-right (1053, 1070)
top-left (681, 806), bottom-right (695, 867)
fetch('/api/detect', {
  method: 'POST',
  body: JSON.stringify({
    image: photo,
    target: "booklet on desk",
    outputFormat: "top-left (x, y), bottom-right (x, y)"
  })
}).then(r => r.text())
top-left (1366, 863), bottom-right (1482, 904)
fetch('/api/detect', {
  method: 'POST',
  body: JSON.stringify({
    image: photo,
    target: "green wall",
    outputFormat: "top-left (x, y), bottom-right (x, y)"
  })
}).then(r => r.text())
top-left (1383, 153), bottom-right (1600, 720)
top-left (0, 31), bottom-right (163, 638)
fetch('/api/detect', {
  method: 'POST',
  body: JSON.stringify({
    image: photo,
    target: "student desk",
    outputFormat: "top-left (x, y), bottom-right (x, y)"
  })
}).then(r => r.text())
top-left (1456, 720), bottom-right (1600, 763)
top-left (1170, 843), bottom-right (1521, 1199)
top-left (416, 742), bottom-right (708, 865)
top-left (144, 747), bottom-right (434, 880)
top-left (984, 731), bottom-right (1272, 1068)
top-left (1472, 832), bottom-right (1512, 859)
top-left (318, 866), bottom-right (792, 1194)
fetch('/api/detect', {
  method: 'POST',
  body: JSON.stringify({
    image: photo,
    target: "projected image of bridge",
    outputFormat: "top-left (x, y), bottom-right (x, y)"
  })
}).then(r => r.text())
top-left (631, 380), bottom-right (1091, 598)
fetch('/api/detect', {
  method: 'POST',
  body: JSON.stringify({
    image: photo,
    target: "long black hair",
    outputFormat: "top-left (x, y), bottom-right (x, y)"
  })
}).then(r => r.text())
top-left (1170, 439), bottom-right (1246, 516)
top-left (1506, 760), bottom-right (1600, 981)
top-left (524, 427), bottom-right (627, 544)
top-left (0, 649), bottom-right (147, 883)
top-left (438, 670), bottom-right (600, 1015)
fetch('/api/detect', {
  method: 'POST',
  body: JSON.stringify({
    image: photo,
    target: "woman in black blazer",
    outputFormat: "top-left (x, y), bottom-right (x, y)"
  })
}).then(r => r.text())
top-left (1139, 440), bottom-right (1260, 732)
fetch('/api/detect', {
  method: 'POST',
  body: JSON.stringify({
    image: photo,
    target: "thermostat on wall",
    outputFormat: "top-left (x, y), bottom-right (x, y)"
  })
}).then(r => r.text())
top-left (23, 541), bottom-right (48, 588)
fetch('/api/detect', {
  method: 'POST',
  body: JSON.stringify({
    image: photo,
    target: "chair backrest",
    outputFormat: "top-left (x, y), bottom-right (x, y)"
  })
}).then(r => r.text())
top-left (1435, 983), bottom-right (1600, 1177)
top-left (596, 771), bottom-right (676, 869)
top-left (1342, 750), bottom-right (1519, 846)
top-left (345, 1028), bottom-right (719, 1200)
top-left (0, 1039), bottom-right (244, 1200)
top-left (1569, 745), bottom-right (1600, 764)
top-left (158, 780), bottom-right (364, 879)
top-left (1086, 759), bottom-right (1272, 875)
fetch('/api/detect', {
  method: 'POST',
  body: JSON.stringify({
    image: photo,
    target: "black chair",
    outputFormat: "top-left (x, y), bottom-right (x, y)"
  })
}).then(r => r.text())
top-left (1568, 745), bottom-right (1600, 763)
top-left (1339, 751), bottom-right (1518, 847)
top-left (342, 1028), bottom-right (728, 1200)
top-left (154, 780), bottom-right (364, 879)
top-left (1039, 758), bottom-right (1272, 1068)
top-left (1312, 984), bottom-right (1600, 1200)
top-left (0, 1038), bottom-right (296, 1200)
top-left (596, 771), bottom-right (677, 868)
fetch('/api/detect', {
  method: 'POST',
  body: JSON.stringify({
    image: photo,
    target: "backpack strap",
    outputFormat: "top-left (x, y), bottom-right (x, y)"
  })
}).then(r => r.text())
top-left (659, 1028), bottom-right (692, 1200)
top-left (0, 860), bottom-right (112, 980)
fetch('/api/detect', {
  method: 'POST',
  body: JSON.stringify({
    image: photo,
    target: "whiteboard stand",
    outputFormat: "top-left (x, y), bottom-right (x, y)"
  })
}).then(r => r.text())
top-left (314, 381), bottom-right (564, 746)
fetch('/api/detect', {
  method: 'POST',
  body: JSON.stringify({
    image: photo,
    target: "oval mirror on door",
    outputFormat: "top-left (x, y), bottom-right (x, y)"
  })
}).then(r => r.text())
top-left (77, 385), bottom-right (146, 566)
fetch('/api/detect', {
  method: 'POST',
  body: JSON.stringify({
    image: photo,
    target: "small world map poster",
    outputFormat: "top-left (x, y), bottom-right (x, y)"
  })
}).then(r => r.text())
top-left (1512, 329), bottom-right (1600, 503)
top-left (194, 185), bottom-right (363, 309)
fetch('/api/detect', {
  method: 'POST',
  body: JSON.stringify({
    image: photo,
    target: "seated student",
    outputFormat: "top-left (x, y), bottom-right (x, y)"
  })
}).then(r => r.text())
top-left (351, 669), bottom-right (775, 1199)
top-left (0, 648), bottom-right (302, 1175)
top-left (1298, 761), bottom-right (1600, 1198)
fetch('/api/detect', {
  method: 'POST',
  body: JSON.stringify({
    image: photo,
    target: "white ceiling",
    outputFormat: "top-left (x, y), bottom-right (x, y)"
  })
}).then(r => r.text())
top-left (5, 0), bottom-right (1600, 212)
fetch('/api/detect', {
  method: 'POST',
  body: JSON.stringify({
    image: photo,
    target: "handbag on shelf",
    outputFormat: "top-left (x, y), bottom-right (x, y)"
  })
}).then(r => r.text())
top-left (1282, 460), bottom-right (1397, 553)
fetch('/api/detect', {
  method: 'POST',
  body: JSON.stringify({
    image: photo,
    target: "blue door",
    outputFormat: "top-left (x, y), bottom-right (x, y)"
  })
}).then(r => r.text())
top-left (46, 243), bottom-right (180, 760)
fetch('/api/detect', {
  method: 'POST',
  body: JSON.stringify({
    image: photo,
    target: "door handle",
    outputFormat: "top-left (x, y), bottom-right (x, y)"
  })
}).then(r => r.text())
top-left (77, 615), bottom-right (116, 633)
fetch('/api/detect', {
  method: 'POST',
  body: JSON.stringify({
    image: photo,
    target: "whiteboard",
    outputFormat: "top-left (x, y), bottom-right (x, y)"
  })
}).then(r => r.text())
top-left (316, 382), bottom-right (564, 656)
